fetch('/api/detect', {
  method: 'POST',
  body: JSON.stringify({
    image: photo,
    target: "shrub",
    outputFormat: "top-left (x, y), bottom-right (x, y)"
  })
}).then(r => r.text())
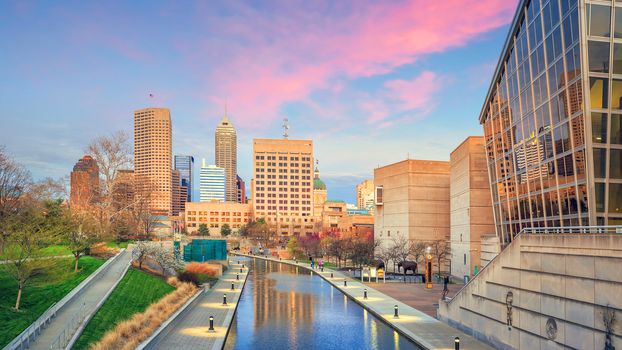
top-left (166, 276), bottom-right (179, 287)
top-left (185, 262), bottom-right (219, 277)
top-left (177, 271), bottom-right (200, 286)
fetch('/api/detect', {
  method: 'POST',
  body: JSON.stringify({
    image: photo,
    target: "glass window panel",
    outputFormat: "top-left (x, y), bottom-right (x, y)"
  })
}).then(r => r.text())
top-left (613, 80), bottom-right (622, 110)
top-left (591, 112), bottom-right (608, 143)
top-left (588, 41), bottom-right (610, 73)
top-left (611, 149), bottom-right (622, 179)
top-left (590, 77), bottom-right (609, 109)
top-left (612, 114), bottom-right (622, 144)
top-left (616, 8), bottom-right (622, 38)
top-left (593, 148), bottom-right (607, 178)
top-left (613, 44), bottom-right (622, 74)
top-left (609, 183), bottom-right (622, 213)
top-left (589, 4), bottom-right (611, 37)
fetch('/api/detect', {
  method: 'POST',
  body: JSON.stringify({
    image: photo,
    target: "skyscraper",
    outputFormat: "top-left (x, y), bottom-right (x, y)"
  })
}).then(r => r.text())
top-left (480, 0), bottom-right (622, 245)
top-left (356, 179), bottom-right (375, 211)
top-left (236, 175), bottom-right (246, 204)
top-left (252, 138), bottom-right (314, 236)
top-left (200, 159), bottom-right (225, 202)
top-left (172, 169), bottom-right (187, 216)
top-left (174, 155), bottom-right (194, 202)
top-left (215, 113), bottom-right (238, 202)
top-left (70, 155), bottom-right (99, 210)
top-left (134, 108), bottom-right (172, 216)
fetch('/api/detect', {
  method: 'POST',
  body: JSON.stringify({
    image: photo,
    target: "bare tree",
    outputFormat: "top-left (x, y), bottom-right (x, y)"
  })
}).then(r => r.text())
top-left (410, 242), bottom-right (428, 266)
top-left (390, 235), bottom-right (412, 264)
top-left (86, 131), bottom-right (132, 237)
top-left (0, 146), bottom-right (32, 219)
top-left (430, 239), bottom-right (450, 276)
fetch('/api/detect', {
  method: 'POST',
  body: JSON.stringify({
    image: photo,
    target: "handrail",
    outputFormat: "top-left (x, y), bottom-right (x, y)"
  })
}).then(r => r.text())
top-left (3, 249), bottom-right (126, 350)
top-left (443, 226), bottom-right (622, 306)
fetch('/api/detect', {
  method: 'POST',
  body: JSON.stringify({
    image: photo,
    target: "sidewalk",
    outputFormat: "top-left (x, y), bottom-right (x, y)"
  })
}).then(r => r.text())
top-left (28, 249), bottom-right (132, 350)
top-left (236, 253), bottom-right (493, 350)
top-left (148, 259), bottom-right (250, 350)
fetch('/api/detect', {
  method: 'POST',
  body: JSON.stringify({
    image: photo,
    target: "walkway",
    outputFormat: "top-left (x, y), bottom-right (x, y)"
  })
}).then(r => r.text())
top-left (364, 281), bottom-right (462, 317)
top-left (236, 253), bottom-right (493, 350)
top-left (28, 249), bottom-right (132, 350)
top-left (148, 259), bottom-right (250, 350)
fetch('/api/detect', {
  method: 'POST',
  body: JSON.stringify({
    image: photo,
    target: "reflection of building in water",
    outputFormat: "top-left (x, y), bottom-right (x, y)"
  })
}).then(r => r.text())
top-left (252, 262), bottom-right (315, 328)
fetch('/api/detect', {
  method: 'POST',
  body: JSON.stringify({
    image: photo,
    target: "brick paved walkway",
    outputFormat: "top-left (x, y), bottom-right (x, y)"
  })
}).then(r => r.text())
top-left (364, 281), bottom-right (462, 317)
top-left (150, 259), bottom-right (250, 350)
top-left (236, 253), bottom-right (492, 350)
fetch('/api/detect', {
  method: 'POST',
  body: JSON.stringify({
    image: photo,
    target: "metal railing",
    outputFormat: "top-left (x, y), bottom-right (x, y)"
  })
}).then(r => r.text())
top-left (49, 301), bottom-right (87, 349)
top-left (443, 226), bottom-right (622, 306)
top-left (3, 249), bottom-right (126, 350)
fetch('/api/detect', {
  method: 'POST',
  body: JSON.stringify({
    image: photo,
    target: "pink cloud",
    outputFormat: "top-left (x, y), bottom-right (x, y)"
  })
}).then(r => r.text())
top-left (188, 0), bottom-right (518, 127)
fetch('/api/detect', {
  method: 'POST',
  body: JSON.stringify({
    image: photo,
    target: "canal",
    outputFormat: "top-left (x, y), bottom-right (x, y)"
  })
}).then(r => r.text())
top-left (223, 257), bottom-right (420, 350)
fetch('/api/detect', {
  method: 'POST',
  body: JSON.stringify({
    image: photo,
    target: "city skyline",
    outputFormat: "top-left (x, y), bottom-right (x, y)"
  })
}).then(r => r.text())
top-left (0, 0), bottom-right (519, 203)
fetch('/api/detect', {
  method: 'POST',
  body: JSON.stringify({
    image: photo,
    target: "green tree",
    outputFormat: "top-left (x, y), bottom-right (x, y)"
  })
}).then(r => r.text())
top-left (198, 224), bottom-right (210, 236)
top-left (67, 211), bottom-right (99, 272)
top-left (286, 236), bottom-right (302, 259)
top-left (220, 224), bottom-right (232, 237)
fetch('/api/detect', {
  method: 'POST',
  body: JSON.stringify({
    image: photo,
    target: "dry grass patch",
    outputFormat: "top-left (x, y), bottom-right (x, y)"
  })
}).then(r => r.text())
top-left (90, 282), bottom-right (198, 350)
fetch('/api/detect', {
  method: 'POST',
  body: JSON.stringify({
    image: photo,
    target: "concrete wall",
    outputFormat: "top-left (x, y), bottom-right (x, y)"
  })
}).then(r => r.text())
top-left (450, 137), bottom-right (495, 280)
top-left (438, 233), bottom-right (622, 350)
top-left (374, 159), bottom-right (450, 251)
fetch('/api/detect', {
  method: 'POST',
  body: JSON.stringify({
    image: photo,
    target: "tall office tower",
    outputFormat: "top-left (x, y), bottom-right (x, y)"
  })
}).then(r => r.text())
top-left (199, 159), bottom-right (225, 202)
top-left (236, 175), bottom-right (246, 204)
top-left (171, 169), bottom-right (187, 216)
top-left (252, 138), bottom-right (314, 236)
top-left (356, 179), bottom-right (375, 211)
top-left (480, 0), bottom-right (622, 245)
top-left (215, 113), bottom-right (237, 202)
top-left (70, 155), bottom-right (100, 210)
top-left (174, 155), bottom-right (194, 202)
top-left (134, 108), bottom-right (172, 216)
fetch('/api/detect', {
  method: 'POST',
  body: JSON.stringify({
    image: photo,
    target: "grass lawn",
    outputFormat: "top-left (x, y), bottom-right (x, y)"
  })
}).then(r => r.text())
top-left (297, 259), bottom-right (337, 269)
top-left (105, 240), bottom-right (134, 250)
top-left (73, 268), bottom-right (175, 350)
top-left (0, 256), bottom-right (104, 348)
top-left (0, 245), bottom-right (72, 260)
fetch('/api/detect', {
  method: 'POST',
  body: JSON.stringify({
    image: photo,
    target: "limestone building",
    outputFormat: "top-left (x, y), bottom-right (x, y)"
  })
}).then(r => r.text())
top-left (215, 114), bottom-right (238, 202)
top-left (184, 201), bottom-right (252, 235)
top-left (374, 159), bottom-right (450, 250)
top-left (312, 163), bottom-right (327, 226)
top-left (252, 138), bottom-right (314, 236)
top-left (449, 136), bottom-right (495, 280)
top-left (134, 108), bottom-right (172, 216)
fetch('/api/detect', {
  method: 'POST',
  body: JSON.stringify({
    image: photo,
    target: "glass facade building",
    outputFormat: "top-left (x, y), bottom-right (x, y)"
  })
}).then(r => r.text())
top-left (481, 0), bottom-right (622, 245)
top-left (174, 155), bottom-right (194, 202)
top-left (199, 160), bottom-right (226, 203)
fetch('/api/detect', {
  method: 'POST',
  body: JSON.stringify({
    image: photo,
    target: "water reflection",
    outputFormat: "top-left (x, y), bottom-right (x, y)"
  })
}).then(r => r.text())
top-left (224, 258), bottom-right (419, 350)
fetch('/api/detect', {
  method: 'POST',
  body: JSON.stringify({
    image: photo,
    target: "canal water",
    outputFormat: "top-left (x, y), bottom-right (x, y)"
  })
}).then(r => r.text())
top-left (223, 257), bottom-right (420, 350)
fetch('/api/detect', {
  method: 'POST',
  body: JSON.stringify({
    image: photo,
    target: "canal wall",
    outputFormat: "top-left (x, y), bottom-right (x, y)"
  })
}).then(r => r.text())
top-left (232, 253), bottom-right (491, 350)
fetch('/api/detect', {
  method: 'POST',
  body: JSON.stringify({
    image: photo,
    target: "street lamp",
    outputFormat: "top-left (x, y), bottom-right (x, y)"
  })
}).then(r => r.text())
top-left (208, 316), bottom-right (214, 331)
top-left (231, 283), bottom-right (235, 291)
top-left (344, 280), bottom-right (347, 287)
top-left (364, 288), bottom-right (368, 300)
top-left (236, 273), bottom-right (239, 280)
top-left (454, 336), bottom-right (460, 350)
top-left (393, 305), bottom-right (399, 318)
top-left (425, 246), bottom-right (432, 289)
top-left (223, 294), bottom-right (227, 305)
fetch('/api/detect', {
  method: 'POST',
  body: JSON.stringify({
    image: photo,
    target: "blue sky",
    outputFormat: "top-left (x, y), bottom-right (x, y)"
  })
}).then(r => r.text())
top-left (0, 0), bottom-right (517, 203)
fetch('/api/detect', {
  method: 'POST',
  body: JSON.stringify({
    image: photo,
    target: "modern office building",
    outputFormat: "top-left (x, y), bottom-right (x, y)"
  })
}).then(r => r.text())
top-left (374, 159), bottom-right (450, 250)
top-left (215, 113), bottom-right (238, 202)
top-left (356, 179), bottom-right (375, 212)
top-left (70, 155), bottom-right (100, 210)
top-left (480, 0), bottom-right (622, 246)
top-left (449, 136), bottom-right (495, 280)
top-left (236, 175), bottom-right (246, 204)
top-left (252, 138), bottom-right (314, 236)
top-left (184, 201), bottom-right (252, 235)
top-left (199, 159), bottom-right (225, 202)
top-left (174, 155), bottom-right (194, 202)
top-left (172, 169), bottom-right (188, 216)
top-left (134, 108), bottom-right (172, 216)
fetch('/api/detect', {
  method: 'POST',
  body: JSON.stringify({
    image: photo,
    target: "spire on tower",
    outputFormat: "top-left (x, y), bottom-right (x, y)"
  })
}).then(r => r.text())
top-left (282, 118), bottom-right (290, 139)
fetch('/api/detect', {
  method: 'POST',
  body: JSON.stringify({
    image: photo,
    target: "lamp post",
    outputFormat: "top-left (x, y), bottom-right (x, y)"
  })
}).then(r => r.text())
top-left (236, 273), bottom-right (239, 280)
top-left (344, 280), bottom-right (347, 287)
top-left (223, 294), bottom-right (227, 305)
top-left (454, 336), bottom-right (460, 350)
top-left (426, 246), bottom-right (432, 289)
top-left (208, 316), bottom-right (214, 331)
top-left (394, 305), bottom-right (399, 318)
top-left (364, 288), bottom-right (368, 300)
top-left (231, 283), bottom-right (235, 291)
top-left (330, 272), bottom-right (334, 278)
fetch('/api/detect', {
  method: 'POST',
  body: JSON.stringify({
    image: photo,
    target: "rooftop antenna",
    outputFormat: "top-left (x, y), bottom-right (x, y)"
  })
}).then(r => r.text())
top-left (282, 117), bottom-right (289, 139)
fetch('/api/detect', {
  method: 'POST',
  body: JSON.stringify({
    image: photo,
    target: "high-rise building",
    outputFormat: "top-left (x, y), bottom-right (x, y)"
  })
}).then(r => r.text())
top-left (113, 169), bottom-right (134, 210)
top-left (236, 175), bottom-right (246, 204)
top-left (199, 159), bottom-right (225, 202)
top-left (356, 179), bottom-right (375, 212)
top-left (70, 155), bottom-right (100, 210)
top-left (252, 138), bottom-right (314, 236)
top-left (480, 0), bottom-right (622, 246)
top-left (172, 169), bottom-right (187, 216)
top-left (215, 113), bottom-right (238, 202)
top-left (449, 137), bottom-right (495, 280)
top-left (374, 159), bottom-right (450, 251)
top-left (134, 108), bottom-right (172, 216)
top-left (174, 155), bottom-right (194, 202)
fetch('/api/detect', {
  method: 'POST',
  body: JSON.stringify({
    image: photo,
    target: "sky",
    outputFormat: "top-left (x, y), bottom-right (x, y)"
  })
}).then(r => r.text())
top-left (0, 0), bottom-right (518, 203)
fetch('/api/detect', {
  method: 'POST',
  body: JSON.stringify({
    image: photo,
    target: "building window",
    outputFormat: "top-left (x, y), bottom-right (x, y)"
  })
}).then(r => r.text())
top-left (375, 186), bottom-right (383, 205)
top-left (464, 254), bottom-right (467, 265)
